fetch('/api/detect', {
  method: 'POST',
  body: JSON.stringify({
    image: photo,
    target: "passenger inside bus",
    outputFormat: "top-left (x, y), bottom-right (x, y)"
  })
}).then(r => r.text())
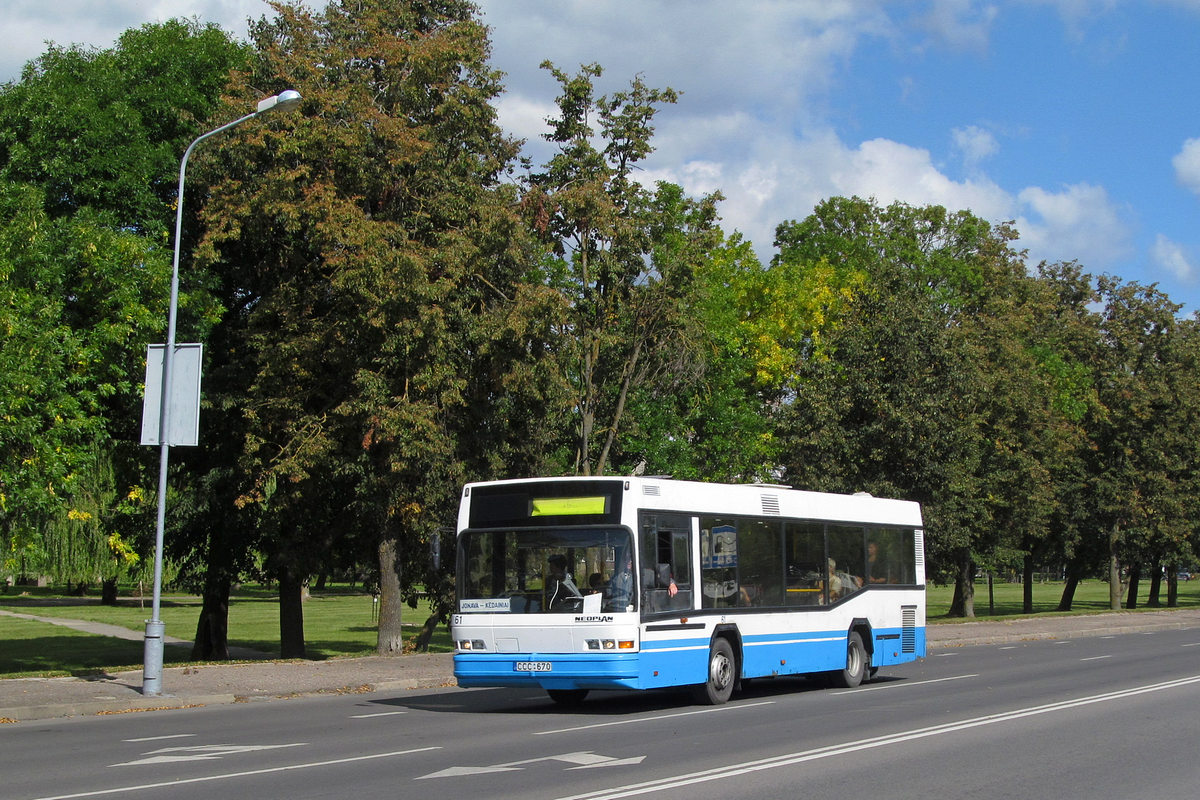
top-left (545, 555), bottom-right (582, 610)
top-left (643, 563), bottom-right (679, 612)
top-left (606, 555), bottom-right (635, 611)
top-left (828, 558), bottom-right (863, 600)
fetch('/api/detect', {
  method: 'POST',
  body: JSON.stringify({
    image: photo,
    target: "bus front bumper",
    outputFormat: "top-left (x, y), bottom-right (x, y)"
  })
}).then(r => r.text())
top-left (454, 652), bottom-right (644, 691)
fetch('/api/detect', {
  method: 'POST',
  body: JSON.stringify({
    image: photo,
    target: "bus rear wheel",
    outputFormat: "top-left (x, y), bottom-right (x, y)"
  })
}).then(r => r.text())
top-left (692, 637), bottom-right (736, 705)
top-left (831, 631), bottom-right (867, 688)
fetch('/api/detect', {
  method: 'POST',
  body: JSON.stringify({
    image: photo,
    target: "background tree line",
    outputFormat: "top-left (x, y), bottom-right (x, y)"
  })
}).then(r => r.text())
top-left (2, 1), bottom-right (1197, 659)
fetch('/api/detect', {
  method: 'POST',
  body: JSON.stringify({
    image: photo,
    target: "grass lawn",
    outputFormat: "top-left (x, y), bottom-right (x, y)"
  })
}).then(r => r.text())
top-left (0, 615), bottom-right (184, 677)
top-left (0, 585), bottom-right (450, 678)
top-left (2, 578), bottom-right (1197, 678)
top-left (926, 576), bottom-right (1200, 619)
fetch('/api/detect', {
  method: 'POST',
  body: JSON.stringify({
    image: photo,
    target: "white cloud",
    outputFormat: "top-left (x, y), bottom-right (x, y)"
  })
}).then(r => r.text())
top-left (1152, 234), bottom-right (1195, 281)
top-left (919, 0), bottom-right (999, 51)
top-left (952, 125), bottom-right (999, 173)
top-left (478, 0), bottom-right (892, 125)
top-left (1, 0), bottom-right (267, 82)
top-left (494, 93), bottom-right (556, 141)
top-left (1015, 183), bottom-right (1132, 269)
top-left (1172, 138), bottom-right (1200, 196)
top-left (641, 128), bottom-right (1016, 261)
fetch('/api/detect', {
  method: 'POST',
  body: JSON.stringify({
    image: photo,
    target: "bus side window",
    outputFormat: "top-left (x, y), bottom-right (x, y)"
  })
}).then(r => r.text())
top-left (867, 528), bottom-right (917, 585)
top-left (785, 522), bottom-right (826, 606)
top-left (827, 526), bottom-right (865, 600)
top-left (639, 513), bottom-right (693, 613)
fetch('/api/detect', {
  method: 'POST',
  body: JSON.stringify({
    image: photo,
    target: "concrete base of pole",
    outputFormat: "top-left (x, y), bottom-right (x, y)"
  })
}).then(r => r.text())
top-left (142, 620), bottom-right (165, 696)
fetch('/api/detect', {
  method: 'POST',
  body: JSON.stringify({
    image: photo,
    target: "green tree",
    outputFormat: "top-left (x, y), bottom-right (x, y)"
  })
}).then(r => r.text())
top-left (773, 198), bottom-right (1042, 616)
top-left (193, 0), bottom-right (529, 656)
top-left (1087, 279), bottom-right (1182, 610)
top-left (626, 230), bottom-right (783, 482)
top-left (0, 19), bottom-right (249, 236)
top-left (523, 62), bottom-right (723, 477)
top-left (0, 183), bottom-right (169, 582)
top-left (0, 19), bottom-right (245, 594)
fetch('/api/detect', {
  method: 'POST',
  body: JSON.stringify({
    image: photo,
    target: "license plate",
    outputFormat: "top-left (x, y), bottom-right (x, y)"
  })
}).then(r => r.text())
top-left (514, 661), bottom-right (552, 672)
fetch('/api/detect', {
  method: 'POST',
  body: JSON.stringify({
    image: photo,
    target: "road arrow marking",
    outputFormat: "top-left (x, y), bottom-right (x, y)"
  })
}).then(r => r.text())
top-left (569, 756), bottom-right (646, 769)
top-left (417, 751), bottom-right (645, 780)
top-left (417, 765), bottom-right (524, 779)
top-left (112, 743), bottom-right (306, 767)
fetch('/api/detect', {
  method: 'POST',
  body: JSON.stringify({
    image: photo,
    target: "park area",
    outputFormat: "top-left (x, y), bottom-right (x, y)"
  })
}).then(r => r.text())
top-left (2, 578), bottom-right (1198, 679)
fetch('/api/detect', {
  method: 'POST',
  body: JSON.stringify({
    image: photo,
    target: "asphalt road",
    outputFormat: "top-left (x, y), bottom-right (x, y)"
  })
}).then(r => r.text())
top-left (4, 625), bottom-right (1199, 800)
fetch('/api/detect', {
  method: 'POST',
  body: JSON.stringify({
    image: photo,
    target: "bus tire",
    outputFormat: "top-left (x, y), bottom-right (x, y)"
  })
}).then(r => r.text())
top-left (547, 689), bottom-right (588, 706)
top-left (832, 631), bottom-right (867, 688)
top-left (692, 637), bottom-right (736, 705)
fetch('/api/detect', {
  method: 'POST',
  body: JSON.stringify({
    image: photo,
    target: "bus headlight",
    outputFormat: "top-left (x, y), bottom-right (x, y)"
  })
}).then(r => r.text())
top-left (458, 639), bottom-right (486, 651)
top-left (585, 639), bottom-right (635, 650)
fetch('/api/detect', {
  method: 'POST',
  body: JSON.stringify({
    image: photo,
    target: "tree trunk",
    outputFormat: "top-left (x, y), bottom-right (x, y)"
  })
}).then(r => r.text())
top-left (278, 565), bottom-right (306, 659)
top-left (1166, 570), bottom-right (1178, 608)
top-left (414, 612), bottom-right (443, 652)
top-left (947, 555), bottom-right (975, 618)
top-left (1022, 553), bottom-right (1034, 614)
top-left (192, 574), bottom-right (231, 660)
top-left (595, 337), bottom-right (644, 477)
top-left (101, 577), bottom-right (119, 606)
top-left (1146, 557), bottom-right (1162, 607)
top-left (1125, 562), bottom-right (1141, 609)
top-left (1108, 524), bottom-right (1122, 611)
top-left (377, 533), bottom-right (404, 655)
top-left (1058, 559), bottom-right (1082, 611)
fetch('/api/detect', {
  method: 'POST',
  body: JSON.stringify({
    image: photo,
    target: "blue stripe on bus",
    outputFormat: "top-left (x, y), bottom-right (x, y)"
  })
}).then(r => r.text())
top-left (454, 626), bottom-right (926, 691)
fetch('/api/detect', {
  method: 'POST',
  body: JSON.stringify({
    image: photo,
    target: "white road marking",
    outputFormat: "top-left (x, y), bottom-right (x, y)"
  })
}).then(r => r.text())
top-left (121, 734), bottom-right (196, 743)
top-left (24, 746), bottom-right (441, 800)
top-left (555, 675), bottom-right (1200, 800)
top-left (419, 751), bottom-right (647, 779)
top-left (350, 711), bottom-right (408, 718)
top-left (832, 674), bottom-right (978, 694)
top-left (1080, 655), bottom-right (1112, 662)
top-left (534, 700), bottom-right (776, 736)
top-left (112, 743), bottom-right (307, 767)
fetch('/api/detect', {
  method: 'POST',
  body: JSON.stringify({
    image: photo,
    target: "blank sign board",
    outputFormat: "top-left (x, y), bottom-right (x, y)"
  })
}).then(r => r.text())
top-left (140, 343), bottom-right (203, 447)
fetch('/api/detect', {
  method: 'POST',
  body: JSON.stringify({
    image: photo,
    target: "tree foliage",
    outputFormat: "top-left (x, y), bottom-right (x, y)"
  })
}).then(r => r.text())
top-left (523, 63), bottom-right (722, 477)
top-left (0, 19), bottom-right (250, 236)
top-left (190, 0), bottom-right (532, 655)
top-left (0, 183), bottom-right (169, 580)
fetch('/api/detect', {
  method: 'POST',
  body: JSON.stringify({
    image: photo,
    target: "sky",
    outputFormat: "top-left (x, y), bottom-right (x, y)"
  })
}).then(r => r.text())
top-left (5, 0), bottom-right (1200, 313)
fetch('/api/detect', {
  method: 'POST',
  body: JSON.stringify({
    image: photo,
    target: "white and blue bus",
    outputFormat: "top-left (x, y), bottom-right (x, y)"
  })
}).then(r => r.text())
top-left (451, 477), bottom-right (925, 705)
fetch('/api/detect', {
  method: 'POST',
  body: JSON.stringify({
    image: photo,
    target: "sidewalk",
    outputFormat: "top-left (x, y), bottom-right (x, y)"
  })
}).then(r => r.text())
top-left (2, 608), bottom-right (1198, 723)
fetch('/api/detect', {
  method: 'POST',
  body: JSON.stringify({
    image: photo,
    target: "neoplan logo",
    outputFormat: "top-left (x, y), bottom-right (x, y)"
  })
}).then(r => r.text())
top-left (575, 615), bottom-right (614, 623)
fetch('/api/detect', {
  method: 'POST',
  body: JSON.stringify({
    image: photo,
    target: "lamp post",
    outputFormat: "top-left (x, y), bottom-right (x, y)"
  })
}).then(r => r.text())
top-left (143, 89), bottom-right (302, 697)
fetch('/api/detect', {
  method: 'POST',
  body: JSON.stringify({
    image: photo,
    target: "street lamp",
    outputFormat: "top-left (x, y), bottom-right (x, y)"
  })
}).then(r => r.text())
top-left (143, 89), bottom-right (302, 697)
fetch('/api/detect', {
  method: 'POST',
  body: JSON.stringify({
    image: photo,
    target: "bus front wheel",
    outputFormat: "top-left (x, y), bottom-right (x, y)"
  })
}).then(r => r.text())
top-left (831, 631), bottom-right (867, 688)
top-left (692, 637), bottom-right (736, 705)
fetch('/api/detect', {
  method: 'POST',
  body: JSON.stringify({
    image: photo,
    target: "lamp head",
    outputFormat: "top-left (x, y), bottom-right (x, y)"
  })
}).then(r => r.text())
top-left (256, 89), bottom-right (302, 115)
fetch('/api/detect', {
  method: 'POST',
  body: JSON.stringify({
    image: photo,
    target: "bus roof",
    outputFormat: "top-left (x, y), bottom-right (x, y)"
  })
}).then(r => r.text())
top-left (460, 476), bottom-right (923, 529)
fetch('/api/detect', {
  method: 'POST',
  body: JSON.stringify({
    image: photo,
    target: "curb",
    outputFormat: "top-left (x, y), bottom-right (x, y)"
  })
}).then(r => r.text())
top-left (0, 675), bottom-right (456, 723)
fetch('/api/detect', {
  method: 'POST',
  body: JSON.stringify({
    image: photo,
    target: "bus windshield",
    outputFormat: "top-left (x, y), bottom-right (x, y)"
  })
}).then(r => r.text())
top-left (458, 527), bottom-right (636, 614)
